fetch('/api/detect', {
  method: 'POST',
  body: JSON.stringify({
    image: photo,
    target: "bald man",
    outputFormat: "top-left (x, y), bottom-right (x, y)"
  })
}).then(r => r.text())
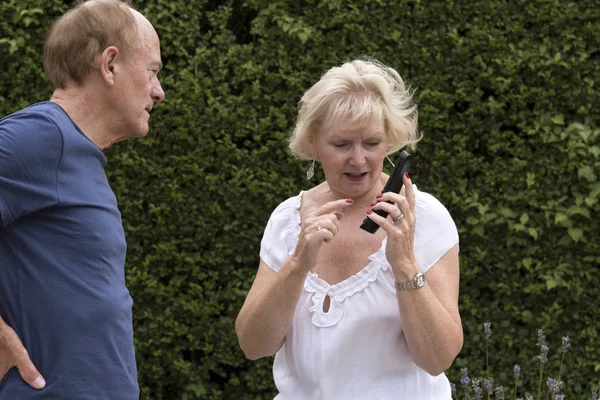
top-left (0, 1), bottom-right (165, 398)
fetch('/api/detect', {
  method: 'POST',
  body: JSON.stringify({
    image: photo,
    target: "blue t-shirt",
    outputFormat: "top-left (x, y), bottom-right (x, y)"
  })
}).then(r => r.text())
top-left (0, 102), bottom-right (138, 399)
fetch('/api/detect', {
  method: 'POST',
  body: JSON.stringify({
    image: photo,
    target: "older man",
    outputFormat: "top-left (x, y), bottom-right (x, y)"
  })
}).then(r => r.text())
top-left (0, 0), bottom-right (165, 398)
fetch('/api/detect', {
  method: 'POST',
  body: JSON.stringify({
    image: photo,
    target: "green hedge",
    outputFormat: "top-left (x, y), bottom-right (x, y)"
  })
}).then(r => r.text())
top-left (1, 0), bottom-right (599, 398)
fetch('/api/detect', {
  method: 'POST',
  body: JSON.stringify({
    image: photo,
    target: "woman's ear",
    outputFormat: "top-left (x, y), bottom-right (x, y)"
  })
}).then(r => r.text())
top-left (307, 132), bottom-right (319, 161)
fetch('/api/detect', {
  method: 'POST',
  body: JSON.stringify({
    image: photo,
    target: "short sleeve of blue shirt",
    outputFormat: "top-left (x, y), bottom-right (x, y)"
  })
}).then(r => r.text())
top-left (0, 112), bottom-right (63, 226)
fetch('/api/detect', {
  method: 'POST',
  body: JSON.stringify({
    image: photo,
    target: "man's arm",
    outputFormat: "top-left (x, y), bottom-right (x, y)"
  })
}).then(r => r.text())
top-left (1, 112), bottom-right (63, 390)
top-left (0, 315), bottom-right (45, 389)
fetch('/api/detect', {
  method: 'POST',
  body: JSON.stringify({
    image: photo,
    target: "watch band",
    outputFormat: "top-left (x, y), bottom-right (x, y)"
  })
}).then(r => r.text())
top-left (395, 272), bottom-right (425, 291)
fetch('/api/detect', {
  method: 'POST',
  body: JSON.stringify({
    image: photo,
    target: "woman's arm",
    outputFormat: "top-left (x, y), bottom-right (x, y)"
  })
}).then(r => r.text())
top-left (235, 258), bottom-right (308, 360)
top-left (235, 198), bottom-right (352, 360)
top-left (366, 173), bottom-right (463, 376)
top-left (394, 247), bottom-right (463, 376)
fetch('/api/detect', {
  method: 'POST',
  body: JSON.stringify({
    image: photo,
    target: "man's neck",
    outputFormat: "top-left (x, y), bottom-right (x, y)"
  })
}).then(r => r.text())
top-left (50, 88), bottom-right (119, 150)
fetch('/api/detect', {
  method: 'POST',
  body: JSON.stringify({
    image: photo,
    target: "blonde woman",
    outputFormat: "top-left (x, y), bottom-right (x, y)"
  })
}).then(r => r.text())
top-left (236, 58), bottom-right (462, 400)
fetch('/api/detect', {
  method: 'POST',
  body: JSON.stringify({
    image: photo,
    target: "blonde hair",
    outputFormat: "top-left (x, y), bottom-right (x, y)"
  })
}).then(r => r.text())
top-left (43, 0), bottom-right (138, 89)
top-left (289, 58), bottom-right (420, 160)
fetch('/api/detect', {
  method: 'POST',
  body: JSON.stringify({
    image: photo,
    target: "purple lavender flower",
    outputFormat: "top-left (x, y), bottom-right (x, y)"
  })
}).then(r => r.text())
top-left (494, 386), bottom-right (505, 400)
top-left (536, 328), bottom-right (546, 347)
top-left (561, 336), bottom-right (571, 353)
top-left (484, 322), bottom-right (492, 339)
top-left (526, 397), bottom-right (533, 400)
top-left (514, 364), bottom-right (521, 379)
top-left (547, 377), bottom-right (563, 395)
top-left (451, 382), bottom-right (457, 396)
top-left (460, 368), bottom-right (471, 386)
top-left (538, 344), bottom-right (549, 363)
top-left (472, 378), bottom-right (482, 400)
top-left (554, 395), bottom-right (565, 400)
top-left (484, 378), bottom-right (494, 394)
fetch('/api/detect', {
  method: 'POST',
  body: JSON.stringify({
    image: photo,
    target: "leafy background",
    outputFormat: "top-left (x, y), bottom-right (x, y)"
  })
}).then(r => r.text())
top-left (1, 0), bottom-right (598, 398)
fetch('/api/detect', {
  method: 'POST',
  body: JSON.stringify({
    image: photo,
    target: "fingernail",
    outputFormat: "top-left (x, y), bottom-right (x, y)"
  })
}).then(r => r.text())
top-left (345, 198), bottom-right (353, 203)
top-left (404, 172), bottom-right (410, 180)
top-left (366, 210), bottom-right (372, 215)
top-left (370, 203), bottom-right (376, 207)
top-left (33, 376), bottom-right (46, 389)
top-left (376, 194), bottom-right (383, 199)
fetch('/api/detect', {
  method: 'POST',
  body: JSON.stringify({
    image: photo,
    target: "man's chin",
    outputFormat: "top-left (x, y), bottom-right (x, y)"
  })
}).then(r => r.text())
top-left (133, 125), bottom-right (150, 138)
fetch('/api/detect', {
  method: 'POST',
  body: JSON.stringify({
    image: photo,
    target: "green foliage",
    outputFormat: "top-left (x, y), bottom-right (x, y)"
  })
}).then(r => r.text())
top-left (1, 0), bottom-right (599, 399)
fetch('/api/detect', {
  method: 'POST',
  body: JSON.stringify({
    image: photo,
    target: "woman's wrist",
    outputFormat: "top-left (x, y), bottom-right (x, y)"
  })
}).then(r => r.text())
top-left (391, 260), bottom-right (421, 283)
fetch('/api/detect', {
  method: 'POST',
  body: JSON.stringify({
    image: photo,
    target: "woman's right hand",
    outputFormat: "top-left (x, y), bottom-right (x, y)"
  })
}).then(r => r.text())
top-left (291, 198), bottom-right (353, 271)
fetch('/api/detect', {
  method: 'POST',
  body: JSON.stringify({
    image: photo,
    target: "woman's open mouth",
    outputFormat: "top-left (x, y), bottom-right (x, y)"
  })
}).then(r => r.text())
top-left (344, 172), bottom-right (368, 181)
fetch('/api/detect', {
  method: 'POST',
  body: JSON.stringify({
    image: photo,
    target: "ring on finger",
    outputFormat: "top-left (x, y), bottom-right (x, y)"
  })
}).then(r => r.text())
top-left (316, 221), bottom-right (322, 231)
top-left (392, 213), bottom-right (404, 223)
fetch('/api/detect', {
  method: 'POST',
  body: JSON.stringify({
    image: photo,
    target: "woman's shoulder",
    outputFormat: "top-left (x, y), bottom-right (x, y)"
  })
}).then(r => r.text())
top-left (414, 185), bottom-right (454, 219)
top-left (270, 191), bottom-right (303, 219)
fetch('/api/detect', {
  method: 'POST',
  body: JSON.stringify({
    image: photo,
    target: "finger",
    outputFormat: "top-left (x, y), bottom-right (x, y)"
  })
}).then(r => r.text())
top-left (372, 199), bottom-right (407, 220)
top-left (313, 198), bottom-right (354, 217)
top-left (364, 210), bottom-right (394, 234)
top-left (374, 198), bottom-right (411, 226)
top-left (320, 229), bottom-right (335, 243)
top-left (307, 223), bottom-right (335, 243)
top-left (15, 351), bottom-right (45, 389)
top-left (375, 191), bottom-right (403, 205)
top-left (403, 172), bottom-right (416, 211)
top-left (310, 218), bottom-right (338, 236)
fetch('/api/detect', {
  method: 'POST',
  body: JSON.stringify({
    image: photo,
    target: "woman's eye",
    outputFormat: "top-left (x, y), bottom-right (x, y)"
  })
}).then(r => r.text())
top-left (333, 143), bottom-right (348, 148)
top-left (366, 141), bottom-right (381, 147)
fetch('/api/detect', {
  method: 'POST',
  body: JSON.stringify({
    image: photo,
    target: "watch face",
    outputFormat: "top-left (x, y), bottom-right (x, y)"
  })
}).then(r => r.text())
top-left (415, 274), bottom-right (425, 287)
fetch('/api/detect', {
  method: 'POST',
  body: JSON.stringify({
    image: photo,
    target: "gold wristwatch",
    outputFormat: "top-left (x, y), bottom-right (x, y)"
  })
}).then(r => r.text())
top-left (395, 272), bottom-right (426, 291)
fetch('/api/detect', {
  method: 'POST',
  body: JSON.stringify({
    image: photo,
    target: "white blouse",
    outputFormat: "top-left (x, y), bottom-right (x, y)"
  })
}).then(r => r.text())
top-left (260, 186), bottom-right (459, 400)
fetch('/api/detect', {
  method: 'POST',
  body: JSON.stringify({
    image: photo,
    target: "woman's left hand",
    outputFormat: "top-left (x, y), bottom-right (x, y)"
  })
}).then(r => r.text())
top-left (365, 172), bottom-right (418, 281)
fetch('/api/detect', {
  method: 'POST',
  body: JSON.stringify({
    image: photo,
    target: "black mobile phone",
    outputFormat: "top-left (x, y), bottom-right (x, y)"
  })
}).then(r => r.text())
top-left (359, 150), bottom-right (413, 234)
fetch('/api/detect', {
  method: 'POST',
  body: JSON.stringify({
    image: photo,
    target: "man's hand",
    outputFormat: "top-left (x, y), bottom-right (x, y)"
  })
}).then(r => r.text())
top-left (0, 318), bottom-right (45, 389)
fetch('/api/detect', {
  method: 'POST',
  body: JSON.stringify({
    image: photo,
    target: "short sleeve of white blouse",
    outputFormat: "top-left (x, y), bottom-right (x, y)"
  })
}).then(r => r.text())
top-left (260, 186), bottom-right (459, 400)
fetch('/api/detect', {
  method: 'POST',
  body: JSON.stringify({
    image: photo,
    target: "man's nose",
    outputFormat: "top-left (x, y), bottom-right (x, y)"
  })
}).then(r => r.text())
top-left (152, 82), bottom-right (165, 102)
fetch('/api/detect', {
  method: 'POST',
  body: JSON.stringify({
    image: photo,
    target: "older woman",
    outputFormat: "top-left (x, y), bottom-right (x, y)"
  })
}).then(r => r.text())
top-left (235, 58), bottom-right (462, 399)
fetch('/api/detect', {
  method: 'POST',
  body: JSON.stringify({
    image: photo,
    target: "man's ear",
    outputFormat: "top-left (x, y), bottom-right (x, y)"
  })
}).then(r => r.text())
top-left (97, 46), bottom-right (120, 86)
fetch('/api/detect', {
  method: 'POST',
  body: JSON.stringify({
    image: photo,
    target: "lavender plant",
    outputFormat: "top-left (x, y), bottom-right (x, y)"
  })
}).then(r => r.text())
top-left (557, 337), bottom-right (570, 382)
top-left (452, 323), bottom-right (599, 399)
top-left (514, 365), bottom-right (521, 400)
top-left (537, 329), bottom-right (549, 400)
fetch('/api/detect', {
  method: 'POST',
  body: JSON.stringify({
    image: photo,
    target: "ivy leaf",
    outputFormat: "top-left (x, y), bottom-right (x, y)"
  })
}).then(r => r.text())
top-left (578, 166), bottom-right (597, 182)
top-left (568, 228), bottom-right (584, 242)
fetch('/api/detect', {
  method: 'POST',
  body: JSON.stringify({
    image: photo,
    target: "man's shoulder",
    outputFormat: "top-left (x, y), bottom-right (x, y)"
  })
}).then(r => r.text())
top-left (0, 102), bottom-right (66, 165)
top-left (0, 102), bottom-right (65, 141)
top-left (2, 101), bottom-right (58, 119)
